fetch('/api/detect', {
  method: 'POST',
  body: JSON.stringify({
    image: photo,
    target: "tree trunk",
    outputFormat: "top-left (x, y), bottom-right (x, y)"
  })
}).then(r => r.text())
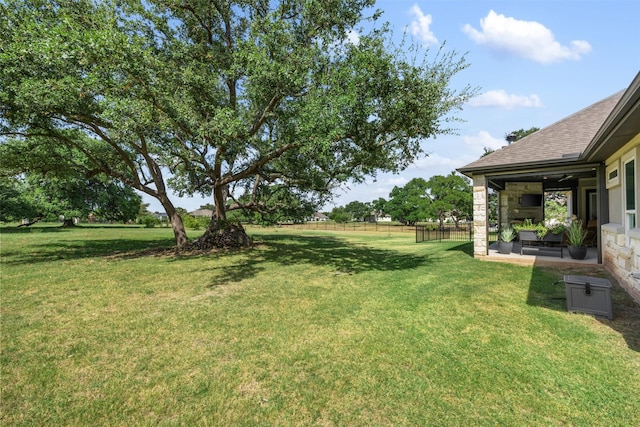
top-left (158, 196), bottom-right (188, 249)
top-left (184, 185), bottom-right (252, 250)
top-left (168, 210), bottom-right (189, 249)
top-left (61, 218), bottom-right (75, 227)
top-left (17, 217), bottom-right (42, 227)
top-left (213, 183), bottom-right (227, 221)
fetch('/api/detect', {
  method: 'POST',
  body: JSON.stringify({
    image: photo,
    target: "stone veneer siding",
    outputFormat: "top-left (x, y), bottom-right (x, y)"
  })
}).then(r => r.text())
top-left (473, 175), bottom-right (488, 257)
top-left (601, 223), bottom-right (640, 304)
top-left (499, 182), bottom-right (544, 230)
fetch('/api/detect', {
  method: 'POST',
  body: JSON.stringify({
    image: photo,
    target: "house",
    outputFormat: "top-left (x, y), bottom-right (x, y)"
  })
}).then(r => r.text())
top-left (374, 214), bottom-right (392, 222)
top-left (190, 209), bottom-right (213, 218)
top-left (310, 212), bottom-right (329, 222)
top-left (152, 211), bottom-right (168, 222)
top-left (458, 71), bottom-right (640, 303)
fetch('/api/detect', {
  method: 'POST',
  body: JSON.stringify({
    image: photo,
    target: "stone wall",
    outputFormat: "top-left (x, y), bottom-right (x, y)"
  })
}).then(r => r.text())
top-left (601, 223), bottom-right (640, 304)
top-left (472, 175), bottom-right (488, 257)
top-left (499, 182), bottom-right (544, 229)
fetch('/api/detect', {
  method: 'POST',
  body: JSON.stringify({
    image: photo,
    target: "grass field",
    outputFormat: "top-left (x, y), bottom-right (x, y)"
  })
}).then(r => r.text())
top-left (1, 224), bottom-right (639, 426)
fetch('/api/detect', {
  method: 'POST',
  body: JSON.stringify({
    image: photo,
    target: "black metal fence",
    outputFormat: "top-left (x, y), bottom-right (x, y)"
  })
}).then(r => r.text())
top-left (415, 225), bottom-right (473, 243)
top-left (274, 221), bottom-right (479, 244)
top-left (279, 222), bottom-right (416, 233)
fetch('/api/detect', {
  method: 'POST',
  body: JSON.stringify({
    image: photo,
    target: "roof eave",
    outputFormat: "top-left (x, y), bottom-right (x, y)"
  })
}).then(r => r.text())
top-left (457, 157), bottom-right (585, 176)
top-left (583, 71), bottom-right (640, 162)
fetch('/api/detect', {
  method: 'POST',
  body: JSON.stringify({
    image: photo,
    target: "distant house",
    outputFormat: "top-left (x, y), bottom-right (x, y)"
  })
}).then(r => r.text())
top-left (374, 214), bottom-right (392, 222)
top-left (310, 212), bottom-right (328, 222)
top-left (152, 212), bottom-right (168, 222)
top-left (458, 71), bottom-right (640, 303)
top-left (190, 209), bottom-right (213, 218)
top-left (365, 212), bottom-right (392, 222)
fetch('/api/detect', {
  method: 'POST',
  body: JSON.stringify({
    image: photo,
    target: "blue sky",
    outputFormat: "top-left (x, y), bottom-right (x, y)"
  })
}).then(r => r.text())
top-left (144, 0), bottom-right (639, 213)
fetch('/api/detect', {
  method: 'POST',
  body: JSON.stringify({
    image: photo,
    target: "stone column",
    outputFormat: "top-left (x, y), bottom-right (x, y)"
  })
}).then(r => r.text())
top-left (472, 174), bottom-right (488, 257)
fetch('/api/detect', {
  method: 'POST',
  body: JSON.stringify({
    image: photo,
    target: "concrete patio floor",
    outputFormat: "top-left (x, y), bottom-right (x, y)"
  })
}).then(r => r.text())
top-left (485, 242), bottom-right (601, 268)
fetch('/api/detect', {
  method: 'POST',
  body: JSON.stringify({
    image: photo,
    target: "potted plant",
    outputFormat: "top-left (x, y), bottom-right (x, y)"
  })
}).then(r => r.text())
top-left (497, 227), bottom-right (515, 254)
top-left (514, 219), bottom-right (566, 257)
top-left (514, 219), bottom-right (565, 241)
top-left (544, 219), bottom-right (567, 238)
top-left (514, 219), bottom-right (545, 241)
top-left (566, 220), bottom-right (587, 260)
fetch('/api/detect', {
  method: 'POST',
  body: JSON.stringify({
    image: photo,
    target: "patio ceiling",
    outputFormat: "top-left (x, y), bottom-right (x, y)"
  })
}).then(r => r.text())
top-left (485, 163), bottom-right (599, 191)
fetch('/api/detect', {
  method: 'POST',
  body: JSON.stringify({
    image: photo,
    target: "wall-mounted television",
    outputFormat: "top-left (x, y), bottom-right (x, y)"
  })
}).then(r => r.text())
top-left (520, 193), bottom-right (543, 207)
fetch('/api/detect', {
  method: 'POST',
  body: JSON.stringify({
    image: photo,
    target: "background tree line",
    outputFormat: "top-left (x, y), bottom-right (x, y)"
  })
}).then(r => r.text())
top-left (326, 171), bottom-right (473, 228)
top-left (0, 173), bottom-right (141, 225)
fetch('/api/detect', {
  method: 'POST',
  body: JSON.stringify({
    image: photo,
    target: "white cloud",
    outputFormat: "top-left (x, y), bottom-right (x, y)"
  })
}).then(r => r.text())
top-left (411, 152), bottom-right (462, 170)
top-left (462, 10), bottom-right (591, 64)
top-left (408, 4), bottom-right (438, 46)
top-left (462, 131), bottom-right (506, 152)
top-left (384, 176), bottom-right (410, 187)
top-left (467, 90), bottom-right (542, 109)
top-left (346, 29), bottom-right (360, 45)
top-left (361, 176), bottom-right (408, 196)
top-left (325, 176), bottom-right (407, 208)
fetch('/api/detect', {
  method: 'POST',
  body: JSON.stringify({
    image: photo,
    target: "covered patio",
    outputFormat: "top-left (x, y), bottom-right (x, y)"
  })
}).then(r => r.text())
top-left (458, 91), bottom-right (625, 266)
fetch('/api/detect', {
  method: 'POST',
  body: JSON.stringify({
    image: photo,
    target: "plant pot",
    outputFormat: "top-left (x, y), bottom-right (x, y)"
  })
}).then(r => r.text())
top-left (568, 245), bottom-right (587, 260)
top-left (497, 241), bottom-right (513, 254)
top-left (517, 230), bottom-right (564, 243)
top-left (518, 230), bottom-right (539, 242)
top-left (543, 232), bottom-right (564, 243)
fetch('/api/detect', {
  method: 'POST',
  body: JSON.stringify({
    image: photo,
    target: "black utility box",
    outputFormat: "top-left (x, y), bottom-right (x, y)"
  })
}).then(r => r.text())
top-left (564, 275), bottom-right (613, 319)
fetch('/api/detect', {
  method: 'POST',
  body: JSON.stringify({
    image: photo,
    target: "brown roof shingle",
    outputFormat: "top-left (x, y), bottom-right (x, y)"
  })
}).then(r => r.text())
top-left (458, 90), bottom-right (624, 174)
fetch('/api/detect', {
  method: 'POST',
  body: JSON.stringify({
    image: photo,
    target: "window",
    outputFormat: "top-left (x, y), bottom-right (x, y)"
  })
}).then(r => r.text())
top-left (624, 158), bottom-right (636, 232)
top-left (606, 161), bottom-right (620, 189)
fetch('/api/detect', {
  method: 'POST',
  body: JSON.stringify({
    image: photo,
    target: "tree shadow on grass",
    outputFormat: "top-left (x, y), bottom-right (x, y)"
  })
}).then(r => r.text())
top-left (444, 242), bottom-right (474, 257)
top-left (2, 231), bottom-right (433, 288)
top-left (0, 226), bottom-right (72, 234)
top-left (527, 264), bottom-right (640, 352)
top-left (267, 234), bottom-right (431, 272)
top-left (1, 237), bottom-right (177, 266)
top-left (206, 234), bottom-right (433, 287)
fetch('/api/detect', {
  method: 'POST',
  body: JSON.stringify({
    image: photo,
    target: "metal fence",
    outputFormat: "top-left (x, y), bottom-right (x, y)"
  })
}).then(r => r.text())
top-left (275, 221), bottom-right (480, 244)
top-left (279, 222), bottom-right (416, 233)
top-left (415, 225), bottom-right (473, 243)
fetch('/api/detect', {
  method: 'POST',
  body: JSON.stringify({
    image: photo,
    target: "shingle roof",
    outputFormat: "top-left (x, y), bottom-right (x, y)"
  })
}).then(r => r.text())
top-left (458, 90), bottom-right (625, 174)
top-left (190, 209), bottom-right (213, 217)
top-left (584, 72), bottom-right (640, 161)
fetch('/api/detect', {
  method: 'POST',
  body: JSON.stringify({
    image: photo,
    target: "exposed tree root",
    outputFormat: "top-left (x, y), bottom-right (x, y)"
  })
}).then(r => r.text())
top-left (61, 219), bottom-right (76, 227)
top-left (183, 220), bottom-right (253, 251)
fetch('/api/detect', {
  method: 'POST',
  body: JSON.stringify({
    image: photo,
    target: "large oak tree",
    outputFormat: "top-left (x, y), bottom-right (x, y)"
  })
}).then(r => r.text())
top-left (385, 177), bottom-right (430, 226)
top-left (425, 172), bottom-right (472, 229)
top-left (1, 0), bottom-right (475, 248)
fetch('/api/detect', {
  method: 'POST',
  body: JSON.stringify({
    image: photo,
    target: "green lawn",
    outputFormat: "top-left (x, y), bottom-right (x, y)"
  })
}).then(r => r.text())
top-left (1, 225), bottom-right (639, 426)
